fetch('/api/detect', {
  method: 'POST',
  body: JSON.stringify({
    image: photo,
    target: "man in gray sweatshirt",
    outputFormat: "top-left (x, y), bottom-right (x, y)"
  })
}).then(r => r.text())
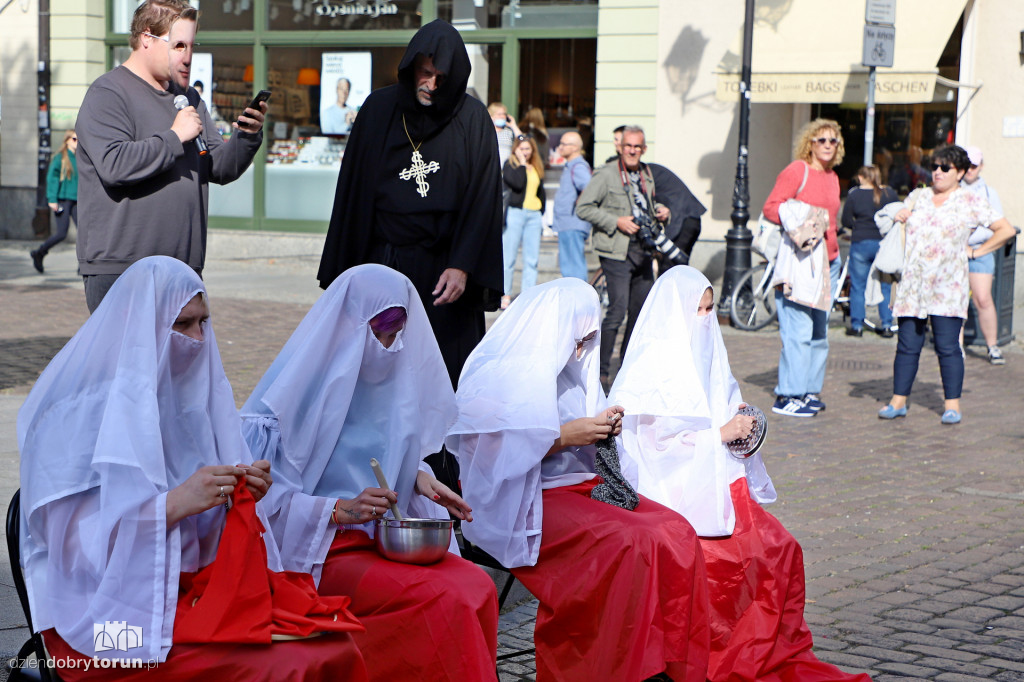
top-left (75, 0), bottom-right (266, 312)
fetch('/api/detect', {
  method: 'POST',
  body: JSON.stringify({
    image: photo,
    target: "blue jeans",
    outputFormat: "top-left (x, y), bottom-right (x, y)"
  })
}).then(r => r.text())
top-left (557, 230), bottom-right (588, 280)
top-left (848, 239), bottom-right (892, 330)
top-left (775, 257), bottom-right (840, 397)
top-left (503, 207), bottom-right (542, 295)
top-left (893, 315), bottom-right (964, 399)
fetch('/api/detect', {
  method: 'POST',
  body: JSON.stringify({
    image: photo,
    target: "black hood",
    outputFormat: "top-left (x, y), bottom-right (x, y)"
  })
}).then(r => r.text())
top-left (397, 19), bottom-right (471, 139)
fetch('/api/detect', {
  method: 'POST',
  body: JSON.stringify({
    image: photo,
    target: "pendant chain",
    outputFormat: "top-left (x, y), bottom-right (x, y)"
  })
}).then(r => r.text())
top-left (402, 115), bottom-right (424, 153)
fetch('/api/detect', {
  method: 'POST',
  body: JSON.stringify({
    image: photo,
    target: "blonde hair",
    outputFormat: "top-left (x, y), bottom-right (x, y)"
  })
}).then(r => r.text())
top-left (129, 0), bottom-right (198, 50)
top-left (794, 118), bottom-right (844, 169)
top-left (487, 102), bottom-right (507, 117)
top-left (57, 130), bottom-right (76, 182)
top-left (510, 136), bottom-right (545, 176)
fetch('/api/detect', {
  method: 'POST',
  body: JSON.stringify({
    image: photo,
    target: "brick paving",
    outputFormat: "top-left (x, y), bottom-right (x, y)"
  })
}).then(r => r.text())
top-left (2, 240), bottom-right (1023, 681)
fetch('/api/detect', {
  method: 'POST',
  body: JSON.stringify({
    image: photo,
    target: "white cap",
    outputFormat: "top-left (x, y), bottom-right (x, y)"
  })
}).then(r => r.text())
top-left (964, 145), bottom-right (983, 166)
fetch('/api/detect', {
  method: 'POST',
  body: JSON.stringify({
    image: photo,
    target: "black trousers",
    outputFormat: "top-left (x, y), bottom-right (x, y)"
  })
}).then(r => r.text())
top-left (39, 200), bottom-right (77, 255)
top-left (599, 242), bottom-right (654, 378)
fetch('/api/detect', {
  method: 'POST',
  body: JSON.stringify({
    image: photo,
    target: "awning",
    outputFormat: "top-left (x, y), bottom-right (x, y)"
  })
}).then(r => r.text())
top-left (714, 0), bottom-right (968, 104)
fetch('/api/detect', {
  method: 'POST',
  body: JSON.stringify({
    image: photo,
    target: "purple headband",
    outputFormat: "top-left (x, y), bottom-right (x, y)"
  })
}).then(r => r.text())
top-left (370, 306), bottom-right (407, 336)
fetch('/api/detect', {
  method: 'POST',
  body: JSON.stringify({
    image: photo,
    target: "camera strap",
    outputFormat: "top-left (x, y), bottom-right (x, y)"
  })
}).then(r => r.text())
top-left (618, 158), bottom-right (655, 221)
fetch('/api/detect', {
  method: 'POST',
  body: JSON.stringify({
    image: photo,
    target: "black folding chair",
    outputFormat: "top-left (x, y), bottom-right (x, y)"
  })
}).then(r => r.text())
top-left (6, 489), bottom-right (61, 682)
top-left (456, 529), bottom-right (535, 663)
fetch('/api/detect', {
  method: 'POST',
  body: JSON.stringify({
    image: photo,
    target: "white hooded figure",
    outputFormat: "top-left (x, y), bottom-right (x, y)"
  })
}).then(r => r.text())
top-left (241, 263), bottom-right (498, 681)
top-left (611, 265), bottom-right (871, 682)
top-left (17, 256), bottom-right (364, 678)
top-left (448, 277), bottom-right (711, 682)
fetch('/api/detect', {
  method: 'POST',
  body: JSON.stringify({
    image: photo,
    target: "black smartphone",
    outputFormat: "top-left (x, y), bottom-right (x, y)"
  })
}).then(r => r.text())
top-left (238, 89), bottom-right (272, 124)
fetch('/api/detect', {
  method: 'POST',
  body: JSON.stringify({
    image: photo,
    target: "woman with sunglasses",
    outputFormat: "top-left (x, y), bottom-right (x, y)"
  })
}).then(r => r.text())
top-left (30, 130), bottom-right (78, 274)
top-left (762, 118), bottom-right (845, 418)
top-left (501, 134), bottom-right (546, 309)
top-left (878, 144), bottom-right (1015, 425)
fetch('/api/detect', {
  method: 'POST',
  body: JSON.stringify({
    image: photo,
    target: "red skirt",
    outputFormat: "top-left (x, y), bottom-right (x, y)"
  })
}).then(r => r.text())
top-left (42, 626), bottom-right (366, 681)
top-left (511, 479), bottom-right (710, 682)
top-left (318, 529), bottom-right (499, 681)
top-left (701, 479), bottom-right (872, 682)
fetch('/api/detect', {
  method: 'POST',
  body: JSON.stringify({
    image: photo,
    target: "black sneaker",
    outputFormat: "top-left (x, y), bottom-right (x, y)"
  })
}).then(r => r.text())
top-left (30, 249), bottom-right (44, 273)
top-left (845, 327), bottom-right (862, 337)
top-left (988, 346), bottom-right (1006, 365)
top-left (802, 393), bottom-right (826, 411)
top-left (878, 327), bottom-right (894, 338)
top-left (772, 396), bottom-right (817, 418)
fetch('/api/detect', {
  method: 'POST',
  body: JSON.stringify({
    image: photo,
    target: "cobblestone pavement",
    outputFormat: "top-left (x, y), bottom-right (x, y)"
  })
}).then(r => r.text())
top-left (2, 239), bottom-right (1023, 681)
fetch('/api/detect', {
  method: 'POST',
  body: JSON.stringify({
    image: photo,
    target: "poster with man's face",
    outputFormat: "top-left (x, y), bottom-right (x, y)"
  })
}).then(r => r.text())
top-left (320, 52), bottom-right (372, 135)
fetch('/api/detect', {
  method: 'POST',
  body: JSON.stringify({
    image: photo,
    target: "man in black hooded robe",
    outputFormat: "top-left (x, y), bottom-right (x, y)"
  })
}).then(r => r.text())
top-left (318, 20), bottom-right (503, 393)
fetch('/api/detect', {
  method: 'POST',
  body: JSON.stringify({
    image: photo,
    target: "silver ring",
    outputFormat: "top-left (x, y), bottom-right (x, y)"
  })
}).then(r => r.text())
top-left (219, 486), bottom-right (226, 497)
top-left (372, 506), bottom-right (376, 516)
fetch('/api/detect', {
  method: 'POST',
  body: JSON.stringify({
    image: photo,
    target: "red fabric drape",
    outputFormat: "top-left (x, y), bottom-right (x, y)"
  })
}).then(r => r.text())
top-left (511, 479), bottom-right (711, 682)
top-left (318, 529), bottom-right (499, 682)
top-left (701, 479), bottom-right (872, 682)
top-left (174, 479), bottom-right (363, 643)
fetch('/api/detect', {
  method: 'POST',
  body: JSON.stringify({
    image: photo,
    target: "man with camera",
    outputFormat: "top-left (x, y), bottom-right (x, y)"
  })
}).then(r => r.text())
top-left (577, 125), bottom-right (670, 386)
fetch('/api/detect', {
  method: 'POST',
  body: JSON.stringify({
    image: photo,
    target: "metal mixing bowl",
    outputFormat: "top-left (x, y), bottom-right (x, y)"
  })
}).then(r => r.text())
top-left (374, 517), bottom-right (454, 565)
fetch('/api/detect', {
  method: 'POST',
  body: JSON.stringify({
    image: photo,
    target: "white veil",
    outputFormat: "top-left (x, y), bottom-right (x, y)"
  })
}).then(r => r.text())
top-left (447, 278), bottom-right (605, 568)
top-left (241, 264), bottom-right (458, 576)
top-left (18, 256), bottom-right (272, 663)
top-left (609, 266), bottom-right (776, 537)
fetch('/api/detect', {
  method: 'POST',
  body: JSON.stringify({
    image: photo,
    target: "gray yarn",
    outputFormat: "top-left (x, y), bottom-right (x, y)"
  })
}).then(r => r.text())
top-left (590, 435), bottom-right (640, 510)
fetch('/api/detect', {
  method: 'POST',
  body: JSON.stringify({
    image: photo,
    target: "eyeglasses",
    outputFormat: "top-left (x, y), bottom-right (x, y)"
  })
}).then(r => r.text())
top-left (622, 143), bottom-right (645, 151)
top-left (813, 137), bottom-right (839, 146)
top-left (931, 163), bottom-right (955, 173)
top-left (142, 32), bottom-right (199, 53)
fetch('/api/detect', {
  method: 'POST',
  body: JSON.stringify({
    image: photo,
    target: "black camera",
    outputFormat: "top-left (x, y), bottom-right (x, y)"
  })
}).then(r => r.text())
top-left (635, 213), bottom-right (688, 266)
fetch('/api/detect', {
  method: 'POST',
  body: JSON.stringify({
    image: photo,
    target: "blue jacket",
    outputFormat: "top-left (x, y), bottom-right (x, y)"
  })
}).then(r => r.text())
top-left (553, 155), bottom-right (592, 233)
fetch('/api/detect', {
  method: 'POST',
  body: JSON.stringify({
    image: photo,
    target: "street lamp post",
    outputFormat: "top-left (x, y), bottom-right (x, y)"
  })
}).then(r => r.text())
top-left (718, 0), bottom-right (756, 324)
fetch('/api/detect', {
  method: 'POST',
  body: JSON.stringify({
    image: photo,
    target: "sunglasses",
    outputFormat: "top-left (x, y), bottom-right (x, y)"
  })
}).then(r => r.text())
top-left (931, 163), bottom-right (956, 173)
top-left (142, 32), bottom-right (200, 53)
top-left (70, 137), bottom-right (77, 142)
top-left (813, 137), bottom-right (839, 146)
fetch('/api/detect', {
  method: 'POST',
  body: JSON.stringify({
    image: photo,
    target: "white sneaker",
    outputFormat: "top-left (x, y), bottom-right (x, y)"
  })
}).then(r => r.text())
top-left (988, 346), bottom-right (1006, 365)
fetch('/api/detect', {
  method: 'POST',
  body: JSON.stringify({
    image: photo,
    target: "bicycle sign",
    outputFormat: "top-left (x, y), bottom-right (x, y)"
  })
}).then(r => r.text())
top-left (862, 24), bottom-right (895, 68)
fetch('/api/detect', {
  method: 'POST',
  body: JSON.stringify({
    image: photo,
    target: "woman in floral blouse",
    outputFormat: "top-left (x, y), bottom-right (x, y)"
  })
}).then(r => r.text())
top-left (878, 145), bottom-right (1015, 424)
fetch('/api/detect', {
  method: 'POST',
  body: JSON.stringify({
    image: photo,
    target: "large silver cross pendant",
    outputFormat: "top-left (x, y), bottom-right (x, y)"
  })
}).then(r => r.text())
top-left (398, 150), bottom-right (441, 198)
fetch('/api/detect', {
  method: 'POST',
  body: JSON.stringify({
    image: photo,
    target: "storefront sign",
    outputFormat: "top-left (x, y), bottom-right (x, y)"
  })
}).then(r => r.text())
top-left (315, 0), bottom-right (399, 20)
top-left (715, 72), bottom-right (936, 105)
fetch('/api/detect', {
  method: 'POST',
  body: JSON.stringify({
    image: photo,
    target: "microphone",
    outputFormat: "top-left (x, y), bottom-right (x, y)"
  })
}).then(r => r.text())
top-left (173, 95), bottom-right (208, 156)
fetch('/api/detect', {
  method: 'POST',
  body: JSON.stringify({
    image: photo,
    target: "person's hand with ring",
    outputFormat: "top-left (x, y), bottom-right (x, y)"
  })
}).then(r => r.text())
top-left (166, 464), bottom-right (246, 526)
top-left (332, 486), bottom-right (397, 524)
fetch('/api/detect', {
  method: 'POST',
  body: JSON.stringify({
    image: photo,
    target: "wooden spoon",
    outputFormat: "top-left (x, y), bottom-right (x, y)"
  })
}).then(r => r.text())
top-left (369, 458), bottom-right (403, 521)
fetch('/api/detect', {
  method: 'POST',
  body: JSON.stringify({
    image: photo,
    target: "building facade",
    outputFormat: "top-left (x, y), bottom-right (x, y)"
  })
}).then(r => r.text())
top-left (1, 0), bottom-right (1021, 241)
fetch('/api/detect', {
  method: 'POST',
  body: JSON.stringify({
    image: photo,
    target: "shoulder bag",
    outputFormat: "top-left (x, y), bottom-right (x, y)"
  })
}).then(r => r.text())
top-left (753, 162), bottom-right (809, 260)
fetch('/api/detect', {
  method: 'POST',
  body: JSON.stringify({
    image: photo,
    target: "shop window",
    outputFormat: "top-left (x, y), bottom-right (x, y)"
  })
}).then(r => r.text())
top-left (261, 43), bottom-right (502, 221)
top-left (439, 0), bottom-right (597, 30)
top-left (517, 38), bottom-right (596, 164)
top-left (112, 0), bottom-right (253, 34)
top-left (201, 45), bottom-right (262, 218)
top-left (267, 0), bottom-right (421, 31)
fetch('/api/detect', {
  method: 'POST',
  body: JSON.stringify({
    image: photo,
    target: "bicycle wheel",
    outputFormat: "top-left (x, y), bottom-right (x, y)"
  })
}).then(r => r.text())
top-left (730, 262), bottom-right (778, 331)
